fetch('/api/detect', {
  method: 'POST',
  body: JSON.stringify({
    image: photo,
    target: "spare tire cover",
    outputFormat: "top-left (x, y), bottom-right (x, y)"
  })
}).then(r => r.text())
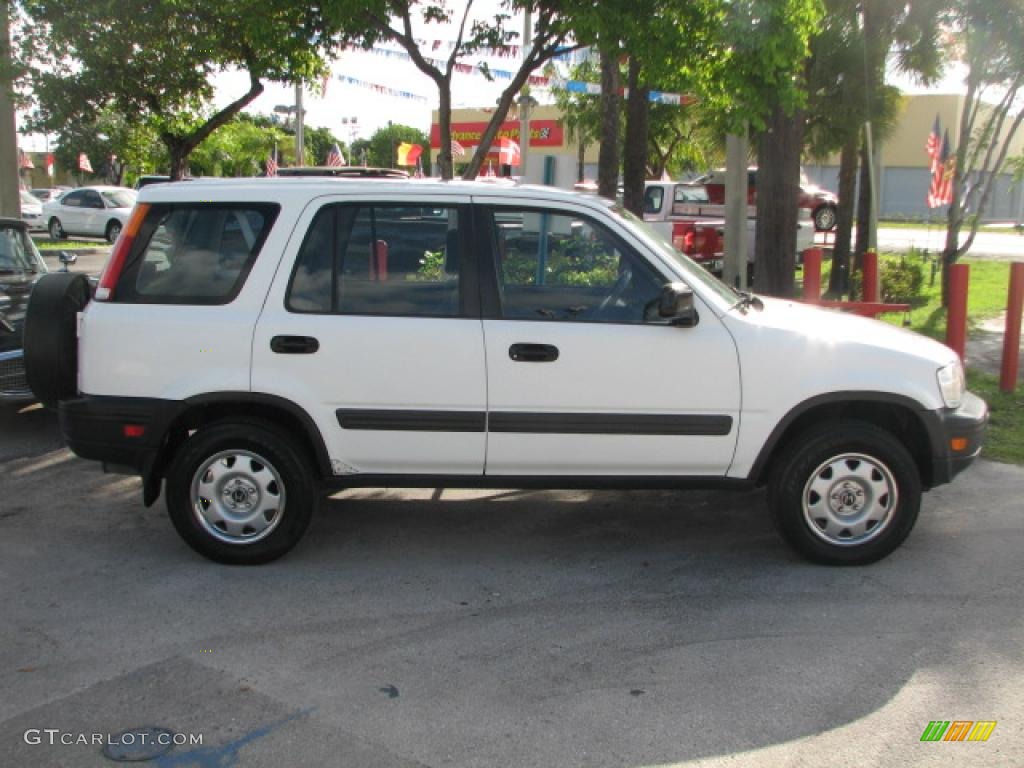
top-left (23, 272), bottom-right (92, 409)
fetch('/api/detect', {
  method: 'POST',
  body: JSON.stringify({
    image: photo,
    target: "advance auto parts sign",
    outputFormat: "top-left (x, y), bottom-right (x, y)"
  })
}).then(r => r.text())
top-left (430, 120), bottom-right (564, 149)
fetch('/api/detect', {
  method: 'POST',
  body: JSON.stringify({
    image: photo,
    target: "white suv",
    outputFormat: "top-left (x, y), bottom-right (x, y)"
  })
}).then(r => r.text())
top-left (24, 178), bottom-right (987, 565)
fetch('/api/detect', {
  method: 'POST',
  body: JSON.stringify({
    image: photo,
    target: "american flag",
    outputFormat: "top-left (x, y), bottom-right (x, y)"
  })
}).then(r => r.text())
top-left (326, 143), bottom-right (346, 167)
top-left (265, 151), bottom-right (278, 177)
top-left (451, 139), bottom-right (466, 158)
top-left (926, 114), bottom-right (941, 174)
top-left (927, 130), bottom-right (954, 208)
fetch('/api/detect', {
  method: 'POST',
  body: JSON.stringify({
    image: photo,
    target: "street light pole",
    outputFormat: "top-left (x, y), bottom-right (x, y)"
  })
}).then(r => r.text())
top-left (519, 9), bottom-right (532, 181)
top-left (0, 3), bottom-right (21, 218)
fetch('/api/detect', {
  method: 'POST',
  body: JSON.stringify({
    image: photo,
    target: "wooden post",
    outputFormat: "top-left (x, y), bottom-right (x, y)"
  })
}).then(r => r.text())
top-left (802, 248), bottom-right (822, 301)
top-left (862, 250), bottom-right (879, 303)
top-left (945, 263), bottom-right (970, 362)
top-left (1000, 262), bottom-right (1024, 392)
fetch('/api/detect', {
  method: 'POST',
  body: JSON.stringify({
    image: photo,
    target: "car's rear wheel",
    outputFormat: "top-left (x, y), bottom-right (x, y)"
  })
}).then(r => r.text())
top-left (48, 217), bottom-right (66, 240)
top-left (106, 220), bottom-right (122, 244)
top-left (166, 420), bottom-right (316, 564)
top-left (23, 272), bottom-right (92, 408)
top-left (813, 204), bottom-right (837, 232)
top-left (769, 421), bottom-right (921, 565)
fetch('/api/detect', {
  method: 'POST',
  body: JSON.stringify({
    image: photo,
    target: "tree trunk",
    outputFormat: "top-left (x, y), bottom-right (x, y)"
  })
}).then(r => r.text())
top-left (827, 136), bottom-right (858, 297)
top-left (853, 135), bottom-right (872, 281)
top-left (577, 140), bottom-right (586, 183)
top-left (622, 57), bottom-right (649, 216)
top-left (597, 45), bottom-right (621, 200)
top-left (754, 101), bottom-right (804, 298)
top-left (437, 79), bottom-right (454, 180)
top-left (168, 144), bottom-right (189, 181)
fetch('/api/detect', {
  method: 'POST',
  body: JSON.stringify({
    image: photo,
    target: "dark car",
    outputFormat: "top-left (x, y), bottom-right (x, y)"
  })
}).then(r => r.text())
top-left (0, 219), bottom-right (49, 401)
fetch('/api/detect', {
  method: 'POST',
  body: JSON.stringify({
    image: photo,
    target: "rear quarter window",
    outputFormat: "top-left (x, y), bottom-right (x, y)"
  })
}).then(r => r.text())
top-left (114, 203), bottom-right (279, 304)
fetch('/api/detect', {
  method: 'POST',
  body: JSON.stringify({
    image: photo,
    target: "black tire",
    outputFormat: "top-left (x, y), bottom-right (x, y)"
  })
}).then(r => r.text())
top-left (813, 204), bottom-right (837, 232)
top-left (106, 220), bottom-right (122, 244)
top-left (768, 421), bottom-right (921, 565)
top-left (23, 272), bottom-right (92, 409)
top-left (48, 217), bottom-right (66, 240)
top-left (165, 420), bottom-right (317, 564)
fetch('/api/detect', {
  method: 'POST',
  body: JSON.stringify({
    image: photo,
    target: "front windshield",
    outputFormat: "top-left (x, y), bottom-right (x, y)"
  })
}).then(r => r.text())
top-left (101, 190), bottom-right (137, 208)
top-left (605, 203), bottom-right (739, 306)
top-left (0, 225), bottom-right (46, 274)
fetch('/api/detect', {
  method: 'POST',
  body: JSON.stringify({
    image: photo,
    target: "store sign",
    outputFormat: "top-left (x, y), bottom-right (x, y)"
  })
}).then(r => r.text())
top-left (430, 120), bottom-right (564, 149)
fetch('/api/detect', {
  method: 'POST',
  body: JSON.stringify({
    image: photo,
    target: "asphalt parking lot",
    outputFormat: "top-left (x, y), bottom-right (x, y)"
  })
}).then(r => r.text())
top-left (0, 402), bottom-right (1021, 767)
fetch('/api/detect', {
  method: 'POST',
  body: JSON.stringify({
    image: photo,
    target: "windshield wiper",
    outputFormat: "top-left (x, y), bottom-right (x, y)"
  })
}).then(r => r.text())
top-left (728, 290), bottom-right (764, 313)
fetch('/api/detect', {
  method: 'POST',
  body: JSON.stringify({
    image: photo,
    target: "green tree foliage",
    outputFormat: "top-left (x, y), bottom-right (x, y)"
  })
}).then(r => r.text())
top-left (188, 117), bottom-right (290, 177)
top-left (50, 108), bottom-right (165, 185)
top-left (21, 0), bottom-right (334, 179)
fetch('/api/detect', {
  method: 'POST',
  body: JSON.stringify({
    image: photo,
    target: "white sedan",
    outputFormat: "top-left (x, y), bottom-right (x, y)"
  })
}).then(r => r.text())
top-left (42, 186), bottom-right (138, 243)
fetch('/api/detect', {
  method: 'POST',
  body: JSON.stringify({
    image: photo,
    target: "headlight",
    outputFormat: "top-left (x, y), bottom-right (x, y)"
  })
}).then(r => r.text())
top-left (937, 361), bottom-right (965, 408)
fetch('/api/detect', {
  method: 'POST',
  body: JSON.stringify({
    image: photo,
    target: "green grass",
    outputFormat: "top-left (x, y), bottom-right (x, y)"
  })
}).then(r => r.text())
top-left (966, 370), bottom-right (1024, 465)
top-left (34, 239), bottom-right (107, 251)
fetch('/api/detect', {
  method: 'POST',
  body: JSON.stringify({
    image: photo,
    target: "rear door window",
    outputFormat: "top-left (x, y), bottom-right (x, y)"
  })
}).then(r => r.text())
top-left (115, 203), bottom-right (279, 304)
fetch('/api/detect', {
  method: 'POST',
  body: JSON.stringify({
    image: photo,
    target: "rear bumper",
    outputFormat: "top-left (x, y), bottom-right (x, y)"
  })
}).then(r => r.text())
top-left (925, 392), bottom-right (988, 486)
top-left (59, 395), bottom-right (180, 473)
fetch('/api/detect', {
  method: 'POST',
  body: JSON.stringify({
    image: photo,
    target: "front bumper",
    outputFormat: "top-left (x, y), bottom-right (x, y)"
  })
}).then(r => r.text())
top-left (925, 391), bottom-right (988, 486)
top-left (0, 349), bottom-right (33, 401)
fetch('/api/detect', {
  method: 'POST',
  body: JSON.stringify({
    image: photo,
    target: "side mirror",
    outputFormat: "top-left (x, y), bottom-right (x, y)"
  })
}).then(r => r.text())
top-left (658, 282), bottom-right (699, 327)
top-left (58, 251), bottom-right (78, 272)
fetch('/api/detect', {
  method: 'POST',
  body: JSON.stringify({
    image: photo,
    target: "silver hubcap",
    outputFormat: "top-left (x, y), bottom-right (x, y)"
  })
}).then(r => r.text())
top-left (802, 453), bottom-right (897, 546)
top-left (190, 450), bottom-right (285, 545)
top-left (816, 208), bottom-right (836, 229)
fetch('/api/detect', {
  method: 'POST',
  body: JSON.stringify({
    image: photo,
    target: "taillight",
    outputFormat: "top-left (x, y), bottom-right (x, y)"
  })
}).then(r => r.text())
top-left (94, 204), bottom-right (150, 301)
top-left (683, 230), bottom-right (696, 253)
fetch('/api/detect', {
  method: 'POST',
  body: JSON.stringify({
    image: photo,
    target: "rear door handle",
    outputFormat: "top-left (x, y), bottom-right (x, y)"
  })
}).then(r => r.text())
top-left (509, 343), bottom-right (559, 363)
top-left (270, 335), bottom-right (319, 354)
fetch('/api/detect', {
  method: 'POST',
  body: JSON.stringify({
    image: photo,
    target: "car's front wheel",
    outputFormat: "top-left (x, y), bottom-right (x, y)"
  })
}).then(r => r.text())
top-left (166, 420), bottom-right (317, 564)
top-left (106, 220), bottom-right (122, 244)
top-left (769, 421), bottom-right (921, 565)
top-left (48, 217), bottom-right (66, 240)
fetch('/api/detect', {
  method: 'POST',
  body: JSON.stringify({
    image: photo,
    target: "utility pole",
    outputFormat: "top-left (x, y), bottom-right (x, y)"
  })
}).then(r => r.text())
top-left (0, 3), bottom-right (21, 218)
top-left (724, 130), bottom-right (748, 290)
top-left (294, 82), bottom-right (305, 166)
top-left (519, 8), bottom-right (532, 181)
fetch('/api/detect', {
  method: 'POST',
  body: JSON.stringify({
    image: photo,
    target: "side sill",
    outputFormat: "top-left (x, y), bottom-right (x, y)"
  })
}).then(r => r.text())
top-left (322, 474), bottom-right (755, 493)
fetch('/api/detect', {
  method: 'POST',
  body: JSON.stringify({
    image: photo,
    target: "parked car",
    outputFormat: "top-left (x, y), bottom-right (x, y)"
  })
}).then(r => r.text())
top-left (20, 190), bottom-right (46, 232)
top-left (695, 168), bottom-right (839, 231)
top-left (641, 180), bottom-right (815, 276)
top-left (24, 178), bottom-right (986, 566)
top-left (42, 186), bottom-right (138, 243)
top-left (0, 218), bottom-right (49, 401)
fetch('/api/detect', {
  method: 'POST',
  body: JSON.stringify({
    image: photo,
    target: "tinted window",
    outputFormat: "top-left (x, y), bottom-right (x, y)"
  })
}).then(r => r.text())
top-left (0, 226), bottom-right (44, 273)
top-left (487, 208), bottom-right (664, 324)
top-left (61, 191), bottom-right (84, 208)
top-left (115, 203), bottom-right (279, 304)
top-left (83, 191), bottom-right (104, 209)
top-left (101, 190), bottom-right (137, 208)
top-left (644, 186), bottom-right (664, 214)
top-left (286, 204), bottom-right (461, 317)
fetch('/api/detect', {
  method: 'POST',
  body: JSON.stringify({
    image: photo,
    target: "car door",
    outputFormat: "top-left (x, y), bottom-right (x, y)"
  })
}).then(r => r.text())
top-left (81, 190), bottom-right (106, 235)
top-left (252, 194), bottom-right (487, 476)
top-left (55, 190), bottom-right (86, 234)
top-left (474, 198), bottom-right (741, 477)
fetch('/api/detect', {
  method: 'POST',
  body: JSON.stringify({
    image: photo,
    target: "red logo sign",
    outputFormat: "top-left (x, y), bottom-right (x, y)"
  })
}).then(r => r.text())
top-left (430, 120), bottom-right (564, 150)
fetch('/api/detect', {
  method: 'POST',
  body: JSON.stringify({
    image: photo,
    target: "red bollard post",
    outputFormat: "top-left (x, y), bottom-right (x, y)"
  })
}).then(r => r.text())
top-left (862, 250), bottom-right (879, 303)
top-left (802, 248), bottom-right (822, 301)
top-left (1000, 262), bottom-right (1024, 392)
top-left (946, 263), bottom-right (970, 362)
